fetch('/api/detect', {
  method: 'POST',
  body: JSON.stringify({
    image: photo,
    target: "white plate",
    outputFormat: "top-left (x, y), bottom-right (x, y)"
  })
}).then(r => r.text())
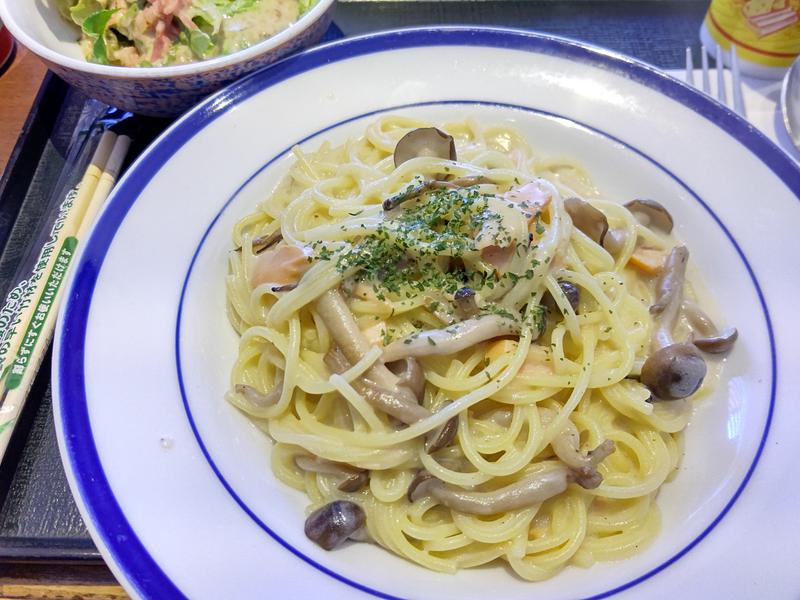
top-left (53, 28), bottom-right (800, 600)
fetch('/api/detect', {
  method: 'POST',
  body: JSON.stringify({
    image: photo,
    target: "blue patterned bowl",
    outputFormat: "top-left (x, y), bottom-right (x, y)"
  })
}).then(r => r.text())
top-left (0, 0), bottom-right (335, 117)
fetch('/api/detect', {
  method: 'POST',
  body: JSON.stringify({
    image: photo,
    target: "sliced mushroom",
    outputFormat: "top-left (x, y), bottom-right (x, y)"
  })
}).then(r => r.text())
top-left (641, 343), bottom-right (707, 400)
top-left (271, 283), bottom-right (298, 293)
top-left (564, 197), bottom-right (609, 246)
top-left (424, 415), bottom-right (458, 454)
top-left (394, 127), bottom-right (456, 168)
top-left (408, 467), bottom-right (571, 516)
top-left (692, 327), bottom-right (738, 354)
top-left (294, 455), bottom-right (369, 492)
top-left (382, 315), bottom-right (520, 362)
top-left (235, 380), bottom-right (282, 409)
top-left (304, 500), bottom-right (366, 550)
top-left (625, 199), bottom-right (674, 233)
top-left (454, 287), bottom-right (479, 319)
top-left (324, 346), bottom-right (431, 425)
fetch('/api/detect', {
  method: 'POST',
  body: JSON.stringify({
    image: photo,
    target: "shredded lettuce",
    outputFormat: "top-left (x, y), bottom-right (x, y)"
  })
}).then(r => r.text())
top-left (189, 29), bottom-right (215, 58)
top-left (113, 3), bottom-right (139, 41)
top-left (81, 9), bottom-right (116, 64)
top-left (185, 0), bottom-right (224, 35)
top-left (69, 0), bottom-right (105, 26)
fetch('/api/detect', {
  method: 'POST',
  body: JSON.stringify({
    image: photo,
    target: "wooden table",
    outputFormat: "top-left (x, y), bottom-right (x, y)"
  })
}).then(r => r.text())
top-left (0, 46), bottom-right (48, 176)
top-left (0, 44), bottom-right (129, 600)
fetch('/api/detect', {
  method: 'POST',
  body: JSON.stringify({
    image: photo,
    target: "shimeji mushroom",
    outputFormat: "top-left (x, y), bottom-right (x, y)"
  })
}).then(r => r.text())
top-left (453, 287), bottom-right (480, 319)
top-left (624, 199), bottom-right (675, 233)
top-left (294, 455), bottom-right (369, 493)
top-left (682, 299), bottom-right (739, 354)
top-left (406, 466), bottom-right (598, 516)
top-left (393, 127), bottom-right (456, 168)
top-left (324, 345), bottom-right (430, 425)
top-left (641, 246), bottom-right (707, 400)
top-left (381, 315), bottom-right (520, 362)
top-left (304, 500), bottom-right (366, 550)
top-left (564, 197), bottom-right (609, 245)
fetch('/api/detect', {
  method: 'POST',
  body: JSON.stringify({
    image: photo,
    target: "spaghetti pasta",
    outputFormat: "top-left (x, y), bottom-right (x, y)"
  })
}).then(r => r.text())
top-left (225, 116), bottom-right (735, 581)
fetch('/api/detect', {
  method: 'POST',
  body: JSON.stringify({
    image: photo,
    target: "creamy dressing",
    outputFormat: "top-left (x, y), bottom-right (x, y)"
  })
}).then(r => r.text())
top-left (221, 0), bottom-right (298, 54)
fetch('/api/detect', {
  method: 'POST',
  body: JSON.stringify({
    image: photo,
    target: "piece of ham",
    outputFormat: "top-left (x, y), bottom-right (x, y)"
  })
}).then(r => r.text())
top-left (502, 181), bottom-right (552, 221)
top-left (136, 0), bottom-right (192, 62)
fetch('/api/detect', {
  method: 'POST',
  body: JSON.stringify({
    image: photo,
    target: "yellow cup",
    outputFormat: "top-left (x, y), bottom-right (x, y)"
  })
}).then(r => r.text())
top-left (701, 0), bottom-right (800, 78)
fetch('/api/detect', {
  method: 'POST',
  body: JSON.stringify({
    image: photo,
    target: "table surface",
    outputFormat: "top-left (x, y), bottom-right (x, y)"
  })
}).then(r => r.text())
top-left (0, 1), bottom-right (710, 597)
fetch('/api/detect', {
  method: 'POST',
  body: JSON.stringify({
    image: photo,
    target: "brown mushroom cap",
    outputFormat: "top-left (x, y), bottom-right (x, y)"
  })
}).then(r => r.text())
top-left (641, 343), bottom-right (707, 400)
top-left (625, 199), bottom-right (674, 233)
top-left (557, 281), bottom-right (580, 313)
top-left (394, 128), bottom-right (457, 168)
top-left (564, 197), bottom-right (609, 245)
top-left (304, 501), bottom-right (366, 550)
top-left (454, 287), bottom-right (479, 319)
top-left (424, 416), bottom-right (459, 454)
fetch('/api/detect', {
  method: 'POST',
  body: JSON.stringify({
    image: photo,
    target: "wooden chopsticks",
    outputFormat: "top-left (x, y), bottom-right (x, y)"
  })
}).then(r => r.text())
top-left (0, 131), bottom-right (131, 454)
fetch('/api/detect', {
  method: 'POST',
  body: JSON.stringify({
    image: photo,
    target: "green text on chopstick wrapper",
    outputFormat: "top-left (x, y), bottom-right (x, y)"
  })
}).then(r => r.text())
top-left (5, 238), bottom-right (78, 390)
top-left (0, 187), bottom-right (76, 370)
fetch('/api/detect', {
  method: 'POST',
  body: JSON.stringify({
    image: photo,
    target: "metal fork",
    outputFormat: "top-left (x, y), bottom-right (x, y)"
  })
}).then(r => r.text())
top-left (685, 44), bottom-right (746, 117)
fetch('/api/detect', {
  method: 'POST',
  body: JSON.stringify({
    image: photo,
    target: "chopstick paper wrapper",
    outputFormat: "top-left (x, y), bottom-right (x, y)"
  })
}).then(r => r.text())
top-left (0, 132), bottom-right (131, 458)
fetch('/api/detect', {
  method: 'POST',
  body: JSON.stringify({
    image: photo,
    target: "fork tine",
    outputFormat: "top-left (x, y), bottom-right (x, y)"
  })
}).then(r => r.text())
top-left (701, 45), bottom-right (711, 94)
top-left (731, 45), bottom-right (746, 117)
top-left (716, 44), bottom-right (728, 105)
top-left (685, 47), bottom-right (695, 86)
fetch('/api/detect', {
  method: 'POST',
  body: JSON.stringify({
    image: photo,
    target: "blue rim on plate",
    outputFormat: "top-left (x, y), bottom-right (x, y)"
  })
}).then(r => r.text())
top-left (56, 27), bottom-right (795, 600)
